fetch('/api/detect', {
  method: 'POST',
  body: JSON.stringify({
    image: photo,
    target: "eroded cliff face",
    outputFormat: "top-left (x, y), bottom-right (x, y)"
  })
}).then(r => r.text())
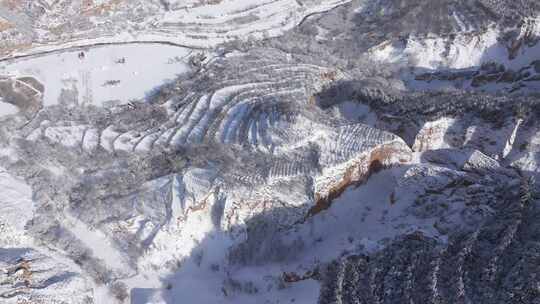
top-left (310, 141), bottom-right (412, 218)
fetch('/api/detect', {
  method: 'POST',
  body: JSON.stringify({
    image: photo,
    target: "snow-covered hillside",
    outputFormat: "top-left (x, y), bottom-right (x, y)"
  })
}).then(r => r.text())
top-left (0, 0), bottom-right (351, 58)
top-left (1, 0), bottom-right (540, 304)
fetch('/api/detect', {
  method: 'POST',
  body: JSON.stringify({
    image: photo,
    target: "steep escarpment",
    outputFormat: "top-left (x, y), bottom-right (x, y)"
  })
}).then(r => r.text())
top-left (310, 140), bottom-right (411, 218)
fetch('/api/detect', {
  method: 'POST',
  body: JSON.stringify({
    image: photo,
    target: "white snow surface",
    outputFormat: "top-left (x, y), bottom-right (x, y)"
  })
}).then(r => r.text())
top-left (64, 213), bottom-right (133, 277)
top-left (0, 44), bottom-right (192, 107)
top-left (284, 166), bottom-right (449, 266)
top-left (117, 163), bottom-right (466, 304)
top-left (0, 168), bottom-right (33, 247)
top-left (113, 168), bottom-right (322, 304)
top-left (369, 29), bottom-right (500, 70)
top-left (0, 100), bottom-right (18, 117)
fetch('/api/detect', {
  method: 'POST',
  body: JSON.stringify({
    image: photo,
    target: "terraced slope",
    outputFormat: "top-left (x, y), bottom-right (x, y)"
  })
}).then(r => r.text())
top-left (13, 47), bottom-right (411, 223)
top-left (0, 44), bottom-right (411, 302)
top-left (0, 0), bottom-right (350, 57)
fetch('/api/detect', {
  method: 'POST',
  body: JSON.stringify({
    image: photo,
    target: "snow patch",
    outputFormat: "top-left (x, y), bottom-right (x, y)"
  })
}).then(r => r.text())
top-left (0, 100), bottom-right (18, 117)
top-left (0, 168), bottom-right (33, 247)
top-left (0, 44), bottom-right (192, 107)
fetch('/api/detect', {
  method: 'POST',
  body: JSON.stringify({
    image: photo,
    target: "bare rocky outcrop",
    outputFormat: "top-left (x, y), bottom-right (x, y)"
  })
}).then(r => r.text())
top-left (0, 248), bottom-right (93, 304)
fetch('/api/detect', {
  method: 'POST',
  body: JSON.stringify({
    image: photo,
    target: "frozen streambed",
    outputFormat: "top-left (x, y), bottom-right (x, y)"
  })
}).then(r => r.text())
top-left (0, 43), bottom-right (193, 107)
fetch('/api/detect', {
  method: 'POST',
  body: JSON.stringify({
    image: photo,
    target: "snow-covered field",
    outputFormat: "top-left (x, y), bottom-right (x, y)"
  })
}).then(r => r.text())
top-left (0, 99), bottom-right (18, 117)
top-left (0, 44), bottom-right (193, 107)
top-left (0, 168), bottom-right (33, 247)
